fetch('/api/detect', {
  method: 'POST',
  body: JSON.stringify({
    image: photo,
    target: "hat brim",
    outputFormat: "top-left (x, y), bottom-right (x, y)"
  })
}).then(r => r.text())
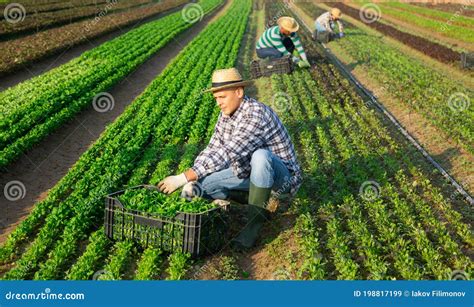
top-left (204, 80), bottom-right (253, 93)
top-left (277, 20), bottom-right (299, 32)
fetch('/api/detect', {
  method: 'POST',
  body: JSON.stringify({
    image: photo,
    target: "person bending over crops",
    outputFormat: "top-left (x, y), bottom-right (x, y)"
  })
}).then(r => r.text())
top-left (158, 68), bottom-right (302, 250)
top-left (256, 16), bottom-right (310, 68)
top-left (313, 8), bottom-right (344, 41)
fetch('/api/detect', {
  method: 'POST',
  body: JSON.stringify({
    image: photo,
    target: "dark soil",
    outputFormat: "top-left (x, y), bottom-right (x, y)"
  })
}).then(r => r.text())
top-left (0, 2), bottom-right (188, 89)
top-left (385, 3), bottom-right (473, 26)
top-left (412, 3), bottom-right (474, 17)
top-left (331, 3), bottom-right (461, 64)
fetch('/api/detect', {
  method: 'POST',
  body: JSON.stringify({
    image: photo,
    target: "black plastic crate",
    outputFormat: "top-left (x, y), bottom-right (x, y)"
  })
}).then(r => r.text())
top-left (250, 55), bottom-right (293, 79)
top-left (461, 52), bottom-right (473, 69)
top-left (104, 185), bottom-right (229, 257)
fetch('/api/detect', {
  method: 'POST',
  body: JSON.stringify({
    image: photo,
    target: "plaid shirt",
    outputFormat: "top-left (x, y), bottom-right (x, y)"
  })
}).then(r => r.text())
top-left (192, 96), bottom-right (302, 196)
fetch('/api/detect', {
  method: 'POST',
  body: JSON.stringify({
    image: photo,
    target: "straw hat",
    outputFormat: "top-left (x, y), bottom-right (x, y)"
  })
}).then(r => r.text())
top-left (277, 16), bottom-right (299, 33)
top-left (204, 68), bottom-right (252, 93)
top-left (330, 8), bottom-right (342, 19)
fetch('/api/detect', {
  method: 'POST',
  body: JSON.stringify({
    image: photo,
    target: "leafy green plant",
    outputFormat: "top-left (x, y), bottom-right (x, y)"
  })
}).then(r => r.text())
top-left (118, 188), bottom-right (215, 217)
top-left (166, 252), bottom-right (191, 280)
top-left (134, 247), bottom-right (163, 280)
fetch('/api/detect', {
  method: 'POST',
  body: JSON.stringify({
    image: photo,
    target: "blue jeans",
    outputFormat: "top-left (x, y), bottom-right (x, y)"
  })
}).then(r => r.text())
top-left (256, 37), bottom-right (295, 59)
top-left (198, 149), bottom-right (291, 200)
top-left (256, 47), bottom-right (282, 59)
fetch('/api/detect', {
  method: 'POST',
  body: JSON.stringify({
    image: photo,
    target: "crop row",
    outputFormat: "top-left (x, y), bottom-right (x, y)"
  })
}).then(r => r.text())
top-left (0, 0), bottom-right (252, 280)
top-left (355, 1), bottom-right (474, 44)
top-left (334, 26), bottom-right (473, 153)
top-left (264, 0), bottom-right (472, 280)
top-left (0, 0), bottom-right (153, 39)
top-left (0, 0), bottom-right (109, 17)
top-left (412, 3), bottom-right (474, 17)
top-left (321, 2), bottom-right (461, 64)
top-left (0, 0), bottom-right (222, 169)
top-left (0, 0), bottom-right (186, 75)
top-left (298, 2), bottom-right (473, 154)
top-left (380, 2), bottom-right (474, 29)
top-left (274, 66), bottom-right (472, 279)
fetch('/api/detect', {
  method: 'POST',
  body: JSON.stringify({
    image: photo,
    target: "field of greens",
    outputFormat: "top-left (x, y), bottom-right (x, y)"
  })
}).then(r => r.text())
top-left (296, 2), bottom-right (473, 156)
top-left (354, 0), bottom-right (474, 45)
top-left (255, 1), bottom-right (472, 280)
top-left (0, 0), bottom-right (472, 281)
top-left (1, 0), bottom-right (251, 280)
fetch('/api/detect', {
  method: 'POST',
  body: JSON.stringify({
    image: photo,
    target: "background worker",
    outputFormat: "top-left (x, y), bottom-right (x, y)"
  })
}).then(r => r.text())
top-left (256, 16), bottom-right (310, 68)
top-left (313, 8), bottom-right (344, 41)
top-left (158, 68), bottom-right (302, 250)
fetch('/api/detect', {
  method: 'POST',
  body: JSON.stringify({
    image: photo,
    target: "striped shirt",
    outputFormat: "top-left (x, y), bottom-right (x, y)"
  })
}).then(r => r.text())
top-left (315, 12), bottom-right (344, 33)
top-left (256, 26), bottom-right (307, 62)
top-left (192, 96), bottom-right (302, 196)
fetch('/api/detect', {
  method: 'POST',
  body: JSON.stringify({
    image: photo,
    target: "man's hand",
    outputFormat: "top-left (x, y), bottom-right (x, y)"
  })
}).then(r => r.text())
top-left (158, 173), bottom-right (188, 194)
top-left (298, 60), bottom-right (310, 68)
top-left (339, 32), bottom-right (344, 38)
top-left (181, 182), bottom-right (198, 201)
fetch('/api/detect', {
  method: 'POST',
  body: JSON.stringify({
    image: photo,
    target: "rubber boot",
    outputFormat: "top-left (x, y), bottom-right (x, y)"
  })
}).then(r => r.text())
top-left (231, 182), bottom-right (271, 250)
top-left (228, 190), bottom-right (249, 205)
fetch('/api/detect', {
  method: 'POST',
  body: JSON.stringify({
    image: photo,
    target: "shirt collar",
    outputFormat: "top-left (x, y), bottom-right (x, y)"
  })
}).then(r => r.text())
top-left (221, 96), bottom-right (249, 121)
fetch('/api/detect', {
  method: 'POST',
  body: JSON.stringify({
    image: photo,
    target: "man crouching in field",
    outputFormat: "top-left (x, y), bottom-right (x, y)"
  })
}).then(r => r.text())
top-left (158, 67), bottom-right (302, 250)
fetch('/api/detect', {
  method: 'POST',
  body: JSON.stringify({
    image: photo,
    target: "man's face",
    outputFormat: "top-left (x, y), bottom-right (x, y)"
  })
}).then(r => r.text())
top-left (280, 27), bottom-right (291, 36)
top-left (213, 87), bottom-right (244, 116)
